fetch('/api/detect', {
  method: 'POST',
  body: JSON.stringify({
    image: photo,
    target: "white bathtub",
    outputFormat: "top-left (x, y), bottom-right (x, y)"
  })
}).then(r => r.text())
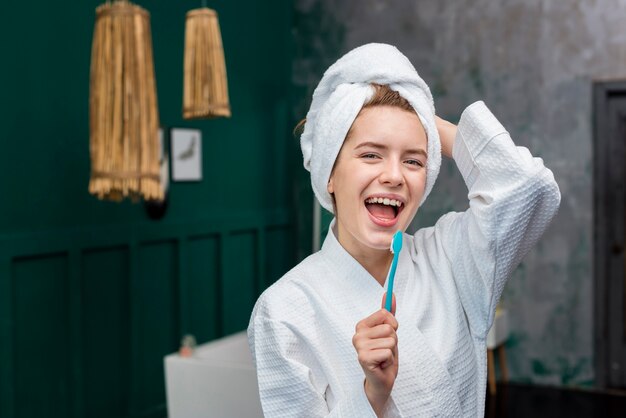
top-left (164, 331), bottom-right (263, 418)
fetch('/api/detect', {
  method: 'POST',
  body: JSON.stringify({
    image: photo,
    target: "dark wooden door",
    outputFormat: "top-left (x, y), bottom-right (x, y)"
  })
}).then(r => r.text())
top-left (594, 81), bottom-right (626, 389)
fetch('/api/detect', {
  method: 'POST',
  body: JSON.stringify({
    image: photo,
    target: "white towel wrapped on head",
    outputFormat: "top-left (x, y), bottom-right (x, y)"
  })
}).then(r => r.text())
top-left (300, 43), bottom-right (441, 213)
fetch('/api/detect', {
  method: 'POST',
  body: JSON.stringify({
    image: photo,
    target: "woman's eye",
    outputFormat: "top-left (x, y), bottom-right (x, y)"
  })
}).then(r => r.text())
top-left (406, 159), bottom-right (425, 167)
top-left (362, 153), bottom-right (379, 159)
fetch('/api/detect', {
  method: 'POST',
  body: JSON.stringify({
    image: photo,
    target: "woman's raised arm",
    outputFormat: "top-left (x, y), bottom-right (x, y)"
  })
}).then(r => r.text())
top-left (417, 101), bottom-right (561, 338)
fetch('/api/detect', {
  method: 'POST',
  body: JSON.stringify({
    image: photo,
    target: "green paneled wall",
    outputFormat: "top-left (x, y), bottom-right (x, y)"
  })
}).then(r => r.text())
top-left (14, 255), bottom-right (71, 417)
top-left (186, 236), bottom-right (220, 342)
top-left (223, 231), bottom-right (257, 335)
top-left (137, 241), bottom-right (178, 413)
top-left (83, 248), bottom-right (130, 417)
top-left (0, 1), bottom-right (296, 417)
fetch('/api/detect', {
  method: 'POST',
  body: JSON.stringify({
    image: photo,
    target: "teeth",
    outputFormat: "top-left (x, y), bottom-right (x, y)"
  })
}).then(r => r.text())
top-left (365, 197), bottom-right (403, 207)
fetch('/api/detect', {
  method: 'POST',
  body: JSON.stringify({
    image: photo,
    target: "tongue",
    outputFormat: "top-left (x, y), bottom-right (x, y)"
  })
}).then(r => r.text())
top-left (366, 203), bottom-right (395, 220)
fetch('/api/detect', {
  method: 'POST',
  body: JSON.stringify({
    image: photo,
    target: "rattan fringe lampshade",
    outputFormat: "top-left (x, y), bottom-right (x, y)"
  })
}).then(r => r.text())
top-left (89, 0), bottom-right (163, 202)
top-left (183, 7), bottom-right (231, 119)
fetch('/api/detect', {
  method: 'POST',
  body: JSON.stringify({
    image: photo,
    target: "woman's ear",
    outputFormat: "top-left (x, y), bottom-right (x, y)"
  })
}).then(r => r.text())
top-left (327, 177), bottom-right (334, 194)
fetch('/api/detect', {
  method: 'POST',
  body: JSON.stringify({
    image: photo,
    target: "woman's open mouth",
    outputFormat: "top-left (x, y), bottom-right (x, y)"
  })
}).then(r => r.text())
top-left (364, 196), bottom-right (404, 227)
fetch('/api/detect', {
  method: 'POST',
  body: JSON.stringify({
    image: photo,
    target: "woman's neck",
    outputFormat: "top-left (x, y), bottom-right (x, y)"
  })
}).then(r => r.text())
top-left (356, 248), bottom-right (393, 286)
top-left (334, 224), bottom-right (393, 286)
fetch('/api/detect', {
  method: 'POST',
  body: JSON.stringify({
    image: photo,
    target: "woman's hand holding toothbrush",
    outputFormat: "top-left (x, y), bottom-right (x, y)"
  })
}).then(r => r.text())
top-left (352, 293), bottom-right (398, 417)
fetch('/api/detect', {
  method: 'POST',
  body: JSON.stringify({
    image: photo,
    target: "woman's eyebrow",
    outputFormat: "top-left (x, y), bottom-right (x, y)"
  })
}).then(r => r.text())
top-left (408, 148), bottom-right (428, 157)
top-left (354, 141), bottom-right (428, 157)
top-left (354, 141), bottom-right (386, 150)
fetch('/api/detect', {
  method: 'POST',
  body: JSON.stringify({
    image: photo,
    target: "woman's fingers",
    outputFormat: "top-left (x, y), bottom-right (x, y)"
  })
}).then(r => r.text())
top-left (353, 325), bottom-right (398, 350)
top-left (359, 348), bottom-right (395, 371)
top-left (360, 323), bottom-right (397, 340)
top-left (353, 322), bottom-right (396, 339)
top-left (355, 307), bottom-right (398, 332)
top-left (380, 292), bottom-right (396, 316)
top-left (353, 293), bottom-right (399, 351)
top-left (358, 343), bottom-right (399, 372)
top-left (361, 336), bottom-right (397, 351)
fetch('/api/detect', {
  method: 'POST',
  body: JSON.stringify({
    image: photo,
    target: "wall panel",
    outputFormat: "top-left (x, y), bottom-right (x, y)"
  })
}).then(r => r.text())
top-left (0, 248), bottom-right (13, 418)
top-left (186, 235), bottom-right (220, 343)
top-left (13, 254), bottom-right (70, 418)
top-left (222, 231), bottom-right (257, 335)
top-left (265, 226), bottom-right (293, 292)
top-left (82, 247), bottom-right (130, 418)
top-left (137, 241), bottom-right (178, 414)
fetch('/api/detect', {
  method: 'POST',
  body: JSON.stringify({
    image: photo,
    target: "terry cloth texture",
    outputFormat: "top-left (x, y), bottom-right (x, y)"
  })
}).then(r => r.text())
top-left (300, 43), bottom-right (441, 213)
top-left (249, 101), bottom-right (561, 417)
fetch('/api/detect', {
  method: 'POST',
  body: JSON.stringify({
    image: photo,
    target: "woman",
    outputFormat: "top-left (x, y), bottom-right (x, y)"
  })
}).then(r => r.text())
top-left (247, 43), bottom-right (560, 417)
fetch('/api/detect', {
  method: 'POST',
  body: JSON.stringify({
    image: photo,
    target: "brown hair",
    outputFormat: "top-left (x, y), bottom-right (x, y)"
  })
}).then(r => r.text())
top-left (293, 83), bottom-right (414, 137)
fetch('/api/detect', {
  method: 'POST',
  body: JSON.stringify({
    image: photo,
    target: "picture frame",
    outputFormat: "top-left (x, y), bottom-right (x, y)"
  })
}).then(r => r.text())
top-left (170, 128), bottom-right (203, 182)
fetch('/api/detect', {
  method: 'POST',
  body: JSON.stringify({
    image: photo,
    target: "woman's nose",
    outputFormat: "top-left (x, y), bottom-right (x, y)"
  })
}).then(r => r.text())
top-left (379, 161), bottom-right (403, 187)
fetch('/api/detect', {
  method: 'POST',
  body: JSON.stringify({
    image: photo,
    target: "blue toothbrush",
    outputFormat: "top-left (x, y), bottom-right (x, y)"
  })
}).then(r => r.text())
top-left (385, 231), bottom-right (403, 312)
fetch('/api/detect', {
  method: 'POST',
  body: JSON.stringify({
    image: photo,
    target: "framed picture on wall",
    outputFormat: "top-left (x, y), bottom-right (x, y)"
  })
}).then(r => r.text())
top-left (171, 128), bottom-right (202, 181)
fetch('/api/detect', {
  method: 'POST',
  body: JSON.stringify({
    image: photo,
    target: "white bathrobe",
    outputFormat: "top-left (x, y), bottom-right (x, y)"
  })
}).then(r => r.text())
top-left (247, 102), bottom-right (561, 417)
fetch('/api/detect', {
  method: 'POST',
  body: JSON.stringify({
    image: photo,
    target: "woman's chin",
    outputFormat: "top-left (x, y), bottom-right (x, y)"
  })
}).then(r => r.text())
top-left (362, 230), bottom-right (397, 251)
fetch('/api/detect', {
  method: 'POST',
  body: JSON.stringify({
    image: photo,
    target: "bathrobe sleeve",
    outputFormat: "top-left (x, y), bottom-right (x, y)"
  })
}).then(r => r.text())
top-left (249, 313), bottom-right (400, 418)
top-left (428, 101), bottom-right (561, 338)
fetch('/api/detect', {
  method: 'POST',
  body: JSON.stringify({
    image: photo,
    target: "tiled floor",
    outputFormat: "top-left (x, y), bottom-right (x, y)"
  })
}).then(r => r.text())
top-left (485, 384), bottom-right (626, 418)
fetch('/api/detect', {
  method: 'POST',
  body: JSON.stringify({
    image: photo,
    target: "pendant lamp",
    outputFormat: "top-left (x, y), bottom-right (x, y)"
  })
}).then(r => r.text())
top-left (183, 7), bottom-right (231, 119)
top-left (89, 0), bottom-right (163, 202)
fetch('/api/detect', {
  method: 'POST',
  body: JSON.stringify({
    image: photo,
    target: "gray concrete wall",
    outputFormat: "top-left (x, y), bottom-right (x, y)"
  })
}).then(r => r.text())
top-left (292, 0), bottom-right (626, 386)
